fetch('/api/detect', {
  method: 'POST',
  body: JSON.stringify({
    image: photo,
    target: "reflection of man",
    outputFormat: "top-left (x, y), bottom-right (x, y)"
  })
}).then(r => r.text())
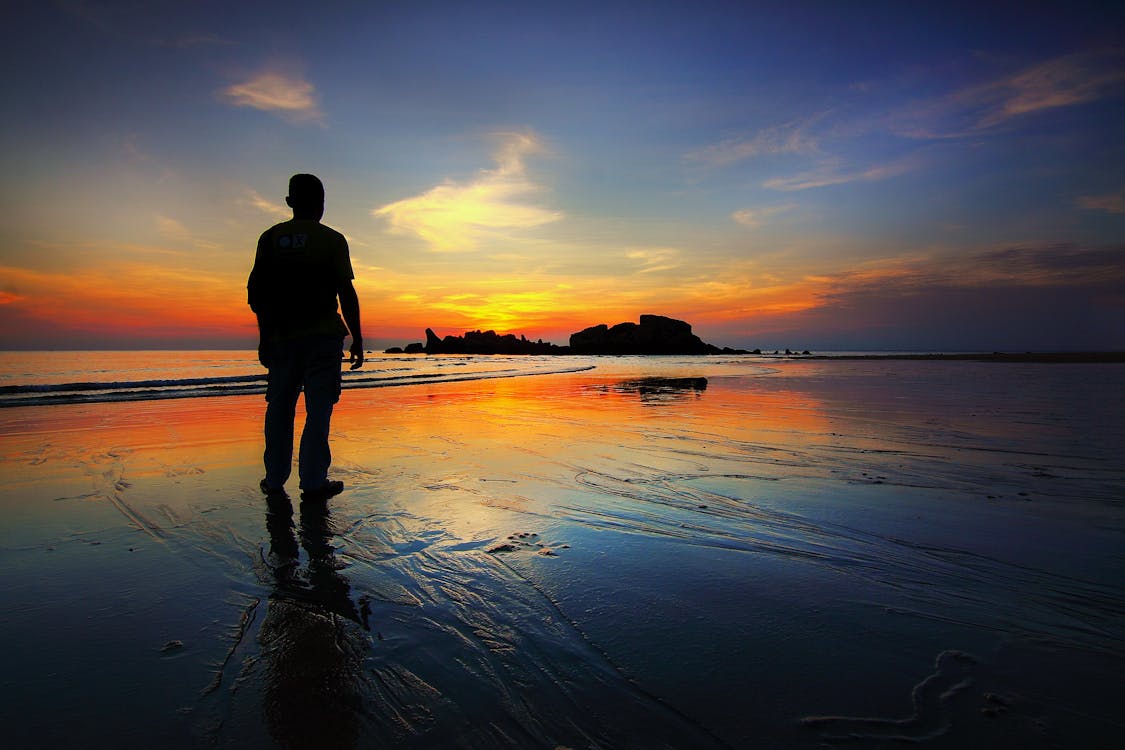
top-left (261, 495), bottom-right (367, 749)
top-left (248, 174), bottom-right (363, 500)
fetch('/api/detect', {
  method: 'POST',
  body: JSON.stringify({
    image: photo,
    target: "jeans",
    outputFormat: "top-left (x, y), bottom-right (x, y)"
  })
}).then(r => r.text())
top-left (263, 334), bottom-right (343, 490)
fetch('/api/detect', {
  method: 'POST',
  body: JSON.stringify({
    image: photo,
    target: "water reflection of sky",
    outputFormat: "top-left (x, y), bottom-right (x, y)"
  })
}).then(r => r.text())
top-left (1, 359), bottom-right (1122, 746)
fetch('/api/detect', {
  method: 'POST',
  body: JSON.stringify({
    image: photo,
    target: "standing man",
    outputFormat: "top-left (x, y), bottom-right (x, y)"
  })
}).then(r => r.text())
top-left (248, 174), bottom-right (363, 500)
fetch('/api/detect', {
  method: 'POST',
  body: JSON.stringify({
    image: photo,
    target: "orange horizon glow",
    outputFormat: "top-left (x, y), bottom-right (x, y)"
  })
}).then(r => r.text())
top-left (5, 240), bottom-right (1119, 349)
top-left (1, 252), bottom-right (837, 347)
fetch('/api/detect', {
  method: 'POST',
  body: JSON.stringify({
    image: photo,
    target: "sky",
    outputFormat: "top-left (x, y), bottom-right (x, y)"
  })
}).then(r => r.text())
top-left (2, 0), bottom-right (1124, 351)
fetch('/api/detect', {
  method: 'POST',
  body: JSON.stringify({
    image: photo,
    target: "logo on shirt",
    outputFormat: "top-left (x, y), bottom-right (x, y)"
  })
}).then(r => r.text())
top-left (278, 233), bottom-right (308, 249)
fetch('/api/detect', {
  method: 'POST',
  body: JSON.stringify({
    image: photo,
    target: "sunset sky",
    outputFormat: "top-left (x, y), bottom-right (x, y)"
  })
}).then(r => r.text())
top-left (2, 0), bottom-right (1124, 351)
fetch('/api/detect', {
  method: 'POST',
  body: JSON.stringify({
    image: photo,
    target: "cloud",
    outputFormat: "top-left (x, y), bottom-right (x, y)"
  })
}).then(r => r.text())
top-left (1076, 191), bottom-right (1125, 215)
top-left (155, 215), bottom-right (191, 241)
top-left (372, 131), bottom-right (563, 252)
top-left (820, 243), bottom-right (1125, 295)
top-left (244, 189), bottom-right (290, 219)
top-left (890, 49), bottom-right (1125, 139)
top-left (153, 215), bottom-right (222, 251)
top-left (687, 119), bottom-right (820, 167)
top-left (975, 50), bottom-right (1125, 129)
top-left (625, 247), bottom-right (681, 274)
top-left (763, 157), bottom-right (918, 192)
top-left (169, 33), bottom-right (233, 50)
top-left (958, 243), bottom-right (1125, 287)
top-left (780, 243), bottom-right (1125, 349)
top-left (220, 71), bottom-right (323, 123)
top-left (731, 203), bottom-right (796, 228)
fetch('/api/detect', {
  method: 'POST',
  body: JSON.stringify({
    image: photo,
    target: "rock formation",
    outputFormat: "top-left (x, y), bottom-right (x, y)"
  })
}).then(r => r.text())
top-left (384, 314), bottom-right (756, 355)
top-left (422, 328), bottom-right (566, 355)
top-left (569, 315), bottom-right (724, 355)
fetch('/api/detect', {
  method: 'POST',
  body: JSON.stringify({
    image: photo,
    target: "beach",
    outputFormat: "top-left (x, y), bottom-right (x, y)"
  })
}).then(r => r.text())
top-left (1, 355), bottom-right (1123, 748)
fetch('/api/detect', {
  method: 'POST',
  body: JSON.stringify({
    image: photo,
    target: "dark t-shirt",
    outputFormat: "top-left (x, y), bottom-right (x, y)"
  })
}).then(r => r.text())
top-left (247, 219), bottom-right (354, 341)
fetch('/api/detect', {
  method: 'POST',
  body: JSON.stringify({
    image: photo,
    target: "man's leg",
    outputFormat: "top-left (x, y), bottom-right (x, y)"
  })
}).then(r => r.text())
top-left (298, 336), bottom-right (343, 491)
top-left (263, 340), bottom-right (302, 490)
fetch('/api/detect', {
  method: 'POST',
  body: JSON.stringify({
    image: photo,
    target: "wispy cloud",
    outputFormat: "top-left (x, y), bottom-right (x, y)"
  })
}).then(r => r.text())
top-left (891, 49), bottom-right (1125, 138)
top-left (155, 215), bottom-right (191, 241)
top-left (154, 214), bottom-right (222, 251)
top-left (735, 242), bottom-right (1125, 350)
top-left (625, 247), bottom-right (681, 274)
top-left (168, 33), bottom-right (233, 50)
top-left (1076, 190), bottom-right (1125, 215)
top-left (243, 189), bottom-right (290, 219)
top-left (975, 50), bottom-right (1125, 128)
top-left (220, 71), bottom-right (323, 124)
top-left (687, 119), bottom-right (820, 167)
top-left (763, 157), bottom-right (918, 192)
top-left (731, 203), bottom-right (797, 228)
top-left (373, 131), bottom-right (563, 252)
top-left (825, 243), bottom-right (1125, 292)
top-left (962, 243), bottom-right (1125, 286)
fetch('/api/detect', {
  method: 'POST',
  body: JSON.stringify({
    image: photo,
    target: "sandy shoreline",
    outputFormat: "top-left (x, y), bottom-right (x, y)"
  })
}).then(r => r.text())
top-left (1, 358), bottom-right (1123, 748)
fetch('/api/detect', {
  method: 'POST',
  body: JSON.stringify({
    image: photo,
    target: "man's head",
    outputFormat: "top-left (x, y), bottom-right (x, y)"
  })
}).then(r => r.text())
top-left (286, 173), bottom-right (325, 220)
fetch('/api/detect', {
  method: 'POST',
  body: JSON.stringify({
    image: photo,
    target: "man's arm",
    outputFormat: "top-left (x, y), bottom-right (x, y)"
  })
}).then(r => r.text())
top-left (339, 279), bottom-right (364, 369)
top-left (248, 231), bottom-right (276, 367)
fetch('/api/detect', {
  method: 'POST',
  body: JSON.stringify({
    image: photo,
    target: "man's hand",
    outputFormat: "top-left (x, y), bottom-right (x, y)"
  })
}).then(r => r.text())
top-left (348, 338), bottom-right (364, 370)
top-left (338, 281), bottom-right (364, 370)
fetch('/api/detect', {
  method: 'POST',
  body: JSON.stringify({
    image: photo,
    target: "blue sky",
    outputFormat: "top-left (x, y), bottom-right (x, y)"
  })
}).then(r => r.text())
top-left (2, 0), bottom-right (1123, 350)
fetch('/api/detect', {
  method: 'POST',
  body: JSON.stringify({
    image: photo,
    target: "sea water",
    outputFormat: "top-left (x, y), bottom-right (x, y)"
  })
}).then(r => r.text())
top-left (0, 350), bottom-right (600, 407)
top-left (0, 349), bottom-right (983, 408)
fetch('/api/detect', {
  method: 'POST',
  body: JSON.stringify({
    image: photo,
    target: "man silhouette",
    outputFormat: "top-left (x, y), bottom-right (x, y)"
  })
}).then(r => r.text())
top-left (248, 174), bottom-right (363, 500)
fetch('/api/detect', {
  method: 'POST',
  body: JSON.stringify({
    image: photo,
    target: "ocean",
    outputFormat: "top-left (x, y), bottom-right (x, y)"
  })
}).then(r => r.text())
top-left (0, 349), bottom-right (1002, 408)
top-left (0, 350), bottom-right (599, 407)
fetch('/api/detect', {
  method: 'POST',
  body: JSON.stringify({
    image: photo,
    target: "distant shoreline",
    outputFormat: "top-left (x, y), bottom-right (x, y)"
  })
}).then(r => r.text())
top-left (800, 352), bottom-right (1125, 363)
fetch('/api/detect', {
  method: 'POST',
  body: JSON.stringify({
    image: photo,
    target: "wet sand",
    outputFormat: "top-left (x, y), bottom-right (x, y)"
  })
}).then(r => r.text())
top-left (1, 359), bottom-right (1123, 748)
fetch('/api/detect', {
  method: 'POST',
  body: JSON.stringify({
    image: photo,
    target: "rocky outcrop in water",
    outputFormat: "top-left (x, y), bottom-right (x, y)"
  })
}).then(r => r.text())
top-left (384, 314), bottom-right (755, 355)
top-left (570, 315), bottom-right (728, 355)
top-left (422, 328), bottom-right (566, 355)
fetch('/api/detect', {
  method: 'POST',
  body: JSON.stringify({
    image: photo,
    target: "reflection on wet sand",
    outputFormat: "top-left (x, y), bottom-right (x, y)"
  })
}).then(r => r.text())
top-left (260, 496), bottom-right (372, 750)
top-left (598, 376), bottom-right (708, 403)
top-left (2, 359), bottom-right (1122, 748)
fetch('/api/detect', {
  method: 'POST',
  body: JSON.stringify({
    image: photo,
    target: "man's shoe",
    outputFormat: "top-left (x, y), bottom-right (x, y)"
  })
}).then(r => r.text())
top-left (300, 480), bottom-right (344, 502)
top-left (260, 478), bottom-right (287, 496)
